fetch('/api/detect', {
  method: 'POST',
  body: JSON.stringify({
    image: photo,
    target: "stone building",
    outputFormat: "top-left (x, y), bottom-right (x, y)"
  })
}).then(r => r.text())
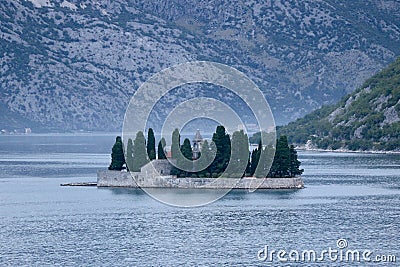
top-left (192, 129), bottom-right (203, 159)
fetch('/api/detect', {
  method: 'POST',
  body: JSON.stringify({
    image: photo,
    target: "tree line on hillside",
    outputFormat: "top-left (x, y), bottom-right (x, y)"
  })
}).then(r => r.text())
top-left (277, 57), bottom-right (400, 151)
top-left (108, 126), bottom-right (303, 178)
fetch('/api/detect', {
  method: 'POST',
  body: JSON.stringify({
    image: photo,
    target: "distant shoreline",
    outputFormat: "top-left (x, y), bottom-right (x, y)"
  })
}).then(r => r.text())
top-left (296, 147), bottom-right (400, 155)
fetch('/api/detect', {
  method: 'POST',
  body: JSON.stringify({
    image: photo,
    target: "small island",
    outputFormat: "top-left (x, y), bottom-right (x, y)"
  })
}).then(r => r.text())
top-left (97, 126), bottom-right (304, 189)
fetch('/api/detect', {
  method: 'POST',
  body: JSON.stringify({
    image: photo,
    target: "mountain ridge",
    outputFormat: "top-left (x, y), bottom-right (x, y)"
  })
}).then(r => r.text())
top-left (1, 0), bottom-right (400, 131)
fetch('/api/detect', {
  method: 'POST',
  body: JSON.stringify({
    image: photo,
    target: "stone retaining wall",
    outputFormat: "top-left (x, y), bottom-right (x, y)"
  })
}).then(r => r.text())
top-left (97, 170), bottom-right (304, 189)
top-left (97, 170), bottom-right (139, 187)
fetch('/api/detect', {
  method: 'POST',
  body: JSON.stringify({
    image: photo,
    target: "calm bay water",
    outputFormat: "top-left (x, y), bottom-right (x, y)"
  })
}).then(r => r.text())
top-left (0, 134), bottom-right (399, 266)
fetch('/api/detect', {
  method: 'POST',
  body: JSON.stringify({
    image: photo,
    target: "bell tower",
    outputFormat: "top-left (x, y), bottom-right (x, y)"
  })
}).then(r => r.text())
top-left (192, 129), bottom-right (203, 159)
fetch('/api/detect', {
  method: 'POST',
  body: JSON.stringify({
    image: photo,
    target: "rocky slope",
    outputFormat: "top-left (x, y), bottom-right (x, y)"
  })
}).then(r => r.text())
top-left (1, 0), bottom-right (400, 131)
top-left (279, 57), bottom-right (400, 151)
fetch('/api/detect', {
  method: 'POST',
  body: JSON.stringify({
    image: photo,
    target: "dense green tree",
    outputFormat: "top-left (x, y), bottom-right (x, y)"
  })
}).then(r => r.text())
top-left (161, 137), bottom-right (166, 148)
top-left (132, 131), bottom-right (149, 172)
top-left (181, 138), bottom-right (193, 160)
top-left (245, 153), bottom-right (251, 176)
top-left (180, 138), bottom-right (194, 177)
top-left (250, 149), bottom-right (257, 176)
top-left (195, 140), bottom-right (214, 177)
top-left (172, 138), bottom-right (193, 177)
top-left (289, 145), bottom-right (303, 177)
top-left (147, 128), bottom-right (156, 160)
top-left (274, 135), bottom-right (290, 177)
top-left (250, 141), bottom-right (261, 176)
top-left (256, 144), bottom-right (275, 178)
top-left (157, 137), bottom-right (167, 159)
top-left (170, 129), bottom-right (182, 176)
top-left (270, 136), bottom-right (291, 177)
top-left (210, 126), bottom-right (231, 176)
top-left (227, 130), bottom-right (249, 177)
top-left (171, 128), bottom-right (180, 159)
top-left (108, 136), bottom-right (125, 171)
top-left (110, 130), bottom-right (304, 178)
top-left (126, 138), bottom-right (133, 171)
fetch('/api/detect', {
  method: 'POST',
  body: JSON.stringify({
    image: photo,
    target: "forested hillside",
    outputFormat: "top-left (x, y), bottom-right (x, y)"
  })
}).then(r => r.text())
top-left (278, 57), bottom-right (400, 151)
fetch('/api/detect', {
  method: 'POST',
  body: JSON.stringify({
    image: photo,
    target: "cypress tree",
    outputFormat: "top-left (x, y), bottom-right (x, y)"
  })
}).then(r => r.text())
top-left (227, 130), bottom-right (248, 177)
top-left (147, 128), bottom-right (156, 160)
top-left (175, 138), bottom-right (193, 177)
top-left (245, 153), bottom-right (251, 176)
top-left (126, 138), bottom-right (133, 171)
top-left (273, 135), bottom-right (290, 177)
top-left (108, 136), bottom-right (125, 171)
top-left (255, 143), bottom-right (275, 178)
top-left (268, 145), bottom-right (278, 177)
top-left (250, 148), bottom-right (257, 176)
top-left (181, 138), bottom-right (193, 160)
top-left (157, 137), bottom-right (167, 159)
top-left (250, 141), bottom-right (262, 176)
top-left (132, 131), bottom-right (149, 172)
top-left (255, 140), bottom-right (275, 178)
top-left (210, 126), bottom-right (231, 176)
top-left (161, 137), bottom-right (166, 148)
top-left (170, 129), bottom-right (182, 176)
top-left (171, 128), bottom-right (180, 159)
top-left (247, 135), bottom-right (302, 178)
top-left (289, 145), bottom-right (303, 177)
top-left (196, 140), bottom-right (213, 177)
